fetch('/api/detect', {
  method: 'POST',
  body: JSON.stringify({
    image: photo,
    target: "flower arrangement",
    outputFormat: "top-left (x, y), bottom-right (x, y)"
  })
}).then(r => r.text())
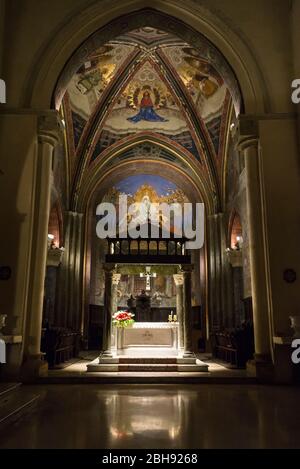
top-left (112, 310), bottom-right (135, 328)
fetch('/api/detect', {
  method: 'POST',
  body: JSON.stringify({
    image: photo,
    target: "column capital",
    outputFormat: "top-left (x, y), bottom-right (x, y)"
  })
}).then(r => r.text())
top-left (231, 115), bottom-right (259, 151)
top-left (112, 273), bottom-right (121, 285)
top-left (38, 110), bottom-right (64, 146)
top-left (179, 264), bottom-right (194, 274)
top-left (103, 263), bottom-right (117, 274)
top-left (208, 212), bottom-right (224, 221)
top-left (66, 210), bottom-right (84, 219)
top-left (173, 273), bottom-right (184, 286)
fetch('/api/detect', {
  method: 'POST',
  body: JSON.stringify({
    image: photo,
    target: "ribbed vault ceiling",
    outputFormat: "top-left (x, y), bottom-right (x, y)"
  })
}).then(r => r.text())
top-left (59, 23), bottom-right (240, 212)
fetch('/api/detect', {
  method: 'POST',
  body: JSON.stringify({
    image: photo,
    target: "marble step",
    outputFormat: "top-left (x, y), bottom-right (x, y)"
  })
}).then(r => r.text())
top-left (86, 359), bottom-right (209, 372)
top-left (178, 363), bottom-right (209, 372)
top-left (122, 362), bottom-right (209, 372)
top-left (118, 357), bottom-right (177, 364)
top-left (118, 364), bottom-right (179, 372)
top-left (98, 357), bottom-right (198, 365)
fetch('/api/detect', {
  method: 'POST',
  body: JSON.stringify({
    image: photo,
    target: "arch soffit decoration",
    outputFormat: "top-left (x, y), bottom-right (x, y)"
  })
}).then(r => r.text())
top-left (76, 138), bottom-right (213, 214)
top-left (75, 133), bottom-right (209, 206)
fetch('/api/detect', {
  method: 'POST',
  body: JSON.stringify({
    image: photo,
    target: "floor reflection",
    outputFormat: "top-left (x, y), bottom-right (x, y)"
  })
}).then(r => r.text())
top-left (0, 385), bottom-right (300, 448)
top-left (104, 392), bottom-right (192, 444)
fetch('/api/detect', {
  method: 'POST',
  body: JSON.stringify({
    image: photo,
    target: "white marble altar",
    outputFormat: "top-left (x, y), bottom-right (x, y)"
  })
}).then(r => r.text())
top-left (117, 322), bottom-right (178, 350)
top-left (87, 322), bottom-right (209, 372)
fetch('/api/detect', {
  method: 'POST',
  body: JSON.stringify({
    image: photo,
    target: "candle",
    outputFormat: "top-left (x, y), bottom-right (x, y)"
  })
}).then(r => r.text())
top-left (173, 315), bottom-right (177, 322)
top-left (168, 314), bottom-right (173, 322)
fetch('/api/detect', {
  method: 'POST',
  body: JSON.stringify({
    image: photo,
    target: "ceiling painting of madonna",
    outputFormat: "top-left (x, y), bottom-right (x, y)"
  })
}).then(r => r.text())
top-left (60, 25), bottom-right (241, 210)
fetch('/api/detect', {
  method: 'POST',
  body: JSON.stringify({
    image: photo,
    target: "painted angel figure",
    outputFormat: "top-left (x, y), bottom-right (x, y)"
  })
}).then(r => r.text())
top-left (127, 91), bottom-right (168, 123)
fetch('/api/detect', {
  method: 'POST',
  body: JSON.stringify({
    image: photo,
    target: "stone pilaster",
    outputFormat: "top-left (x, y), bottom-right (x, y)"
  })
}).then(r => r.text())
top-left (22, 111), bottom-right (64, 379)
top-left (232, 116), bottom-right (272, 376)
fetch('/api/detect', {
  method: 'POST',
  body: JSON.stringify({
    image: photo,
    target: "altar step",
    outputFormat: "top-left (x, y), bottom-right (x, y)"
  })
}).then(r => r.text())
top-left (118, 357), bottom-right (196, 364)
top-left (86, 357), bottom-right (209, 373)
top-left (95, 357), bottom-right (196, 364)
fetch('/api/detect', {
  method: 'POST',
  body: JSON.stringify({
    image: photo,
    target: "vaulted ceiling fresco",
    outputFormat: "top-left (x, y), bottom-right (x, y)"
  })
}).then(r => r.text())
top-left (60, 25), bottom-right (240, 211)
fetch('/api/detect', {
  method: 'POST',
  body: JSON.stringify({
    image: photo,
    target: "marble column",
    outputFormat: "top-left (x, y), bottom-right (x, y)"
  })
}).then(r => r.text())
top-left (56, 211), bottom-right (84, 331)
top-left (22, 112), bottom-right (63, 379)
top-left (207, 213), bottom-right (223, 331)
top-left (181, 265), bottom-right (194, 358)
top-left (165, 276), bottom-right (173, 298)
top-left (234, 118), bottom-right (272, 368)
top-left (111, 273), bottom-right (121, 353)
top-left (128, 274), bottom-right (135, 296)
top-left (173, 273), bottom-right (184, 351)
top-left (102, 264), bottom-right (120, 357)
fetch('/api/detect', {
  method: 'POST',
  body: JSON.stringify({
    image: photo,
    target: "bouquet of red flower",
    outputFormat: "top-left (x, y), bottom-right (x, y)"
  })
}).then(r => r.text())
top-left (112, 310), bottom-right (135, 328)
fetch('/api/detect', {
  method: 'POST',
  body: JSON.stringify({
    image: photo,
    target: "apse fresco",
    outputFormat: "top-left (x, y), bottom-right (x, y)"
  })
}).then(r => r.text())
top-left (116, 175), bottom-right (178, 197)
top-left (103, 174), bottom-right (188, 204)
top-left (101, 174), bottom-right (189, 235)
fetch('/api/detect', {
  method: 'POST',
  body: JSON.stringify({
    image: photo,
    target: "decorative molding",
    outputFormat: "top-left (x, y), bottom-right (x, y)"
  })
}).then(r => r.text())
top-left (273, 336), bottom-right (293, 345)
top-left (47, 248), bottom-right (64, 267)
top-left (38, 111), bottom-right (64, 146)
top-left (231, 115), bottom-right (259, 151)
top-left (173, 273), bottom-right (184, 286)
top-left (226, 249), bottom-right (243, 267)
top-left (1, 335), bottom-right (22, 344)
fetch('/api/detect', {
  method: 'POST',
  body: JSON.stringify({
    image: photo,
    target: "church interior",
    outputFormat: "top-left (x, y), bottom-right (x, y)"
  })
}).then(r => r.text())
top-left (0, 0), bottom-right (300, 450)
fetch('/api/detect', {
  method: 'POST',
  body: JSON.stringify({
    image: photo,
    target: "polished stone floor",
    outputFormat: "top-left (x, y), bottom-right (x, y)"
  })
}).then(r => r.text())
top-left (0, 384), bottom-right (299, 449)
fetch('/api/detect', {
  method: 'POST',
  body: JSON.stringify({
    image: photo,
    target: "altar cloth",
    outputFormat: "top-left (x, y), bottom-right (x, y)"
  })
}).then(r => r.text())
top-left (117, 322), bottom-right (178, 349)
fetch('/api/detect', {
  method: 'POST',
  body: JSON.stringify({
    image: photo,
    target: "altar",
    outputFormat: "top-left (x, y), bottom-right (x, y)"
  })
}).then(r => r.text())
top-left (117, 322), bottom-right (178, 350)
top-left (88, 262), bottom-right (209, 373)
top-left (87, 315), bottom-right (209, 371)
